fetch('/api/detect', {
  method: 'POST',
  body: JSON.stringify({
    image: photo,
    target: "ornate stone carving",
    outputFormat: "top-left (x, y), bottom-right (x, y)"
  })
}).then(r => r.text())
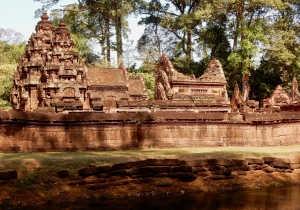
top-left (10, 12), bottom-right (88, 111)
top-left (154, 54), bottom-right (230, 110)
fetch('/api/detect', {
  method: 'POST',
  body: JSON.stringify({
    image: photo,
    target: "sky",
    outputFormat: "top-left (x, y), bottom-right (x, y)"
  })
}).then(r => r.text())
top-left (0, 0), bottom-right (144, 53)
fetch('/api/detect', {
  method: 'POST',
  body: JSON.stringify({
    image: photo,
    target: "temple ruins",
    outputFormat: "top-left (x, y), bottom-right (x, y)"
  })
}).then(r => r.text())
top-left (10, 13), bottom-right (147, 113)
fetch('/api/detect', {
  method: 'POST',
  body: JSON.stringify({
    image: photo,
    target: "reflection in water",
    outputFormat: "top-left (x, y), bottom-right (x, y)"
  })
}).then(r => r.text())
top-left (20, 186), bottom-right (300, 210)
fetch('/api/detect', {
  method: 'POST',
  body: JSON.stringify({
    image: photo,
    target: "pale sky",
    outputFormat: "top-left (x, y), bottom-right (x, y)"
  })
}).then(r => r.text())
top-left (0, 0), bottom-right (144, 44)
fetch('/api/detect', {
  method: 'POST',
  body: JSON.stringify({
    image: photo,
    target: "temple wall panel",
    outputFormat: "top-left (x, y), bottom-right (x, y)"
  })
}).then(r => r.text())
top-left (1, 119), bottom-right (300, 152)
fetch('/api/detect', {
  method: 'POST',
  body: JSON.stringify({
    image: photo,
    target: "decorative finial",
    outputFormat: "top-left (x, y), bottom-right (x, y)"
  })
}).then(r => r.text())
top-left (59, 19), bottom-right (66, 28)
top-left (41, 12), bottom-right (49, 21)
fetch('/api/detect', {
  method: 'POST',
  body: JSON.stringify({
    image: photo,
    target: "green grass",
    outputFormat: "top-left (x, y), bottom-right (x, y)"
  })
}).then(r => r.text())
top-left (1, 146), bottom-right (300, 189)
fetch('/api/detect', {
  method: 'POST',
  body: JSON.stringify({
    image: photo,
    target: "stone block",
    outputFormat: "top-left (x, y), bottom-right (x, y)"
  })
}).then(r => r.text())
top-left (154, 178), bottom-right (173, 187)
top-left (108, 176), bottom-right (129, 182)
top-left (262, 166), bottom-right (275, 173)
top-left (0, 170), bottom-right (17, 180)
top-left (135, 166), bottom-right (153, 174)
top-left (131, 173), bottom-right (154, 179)
top-left (171, 166), bottom-right (193, 172)
top-left (202, 159), bottom-right (218, 166)
top-left (208, 165), bottom-right (224, 171)
top-left (192, 167), bottom-right (207, 173)
top-left (176, 172), bottom-right (197, 182)
top-left (211, 170), bottom-right (231, 176)
top-left (196, 171), bottom-right (211, 177)
top-left (263, 157), bottom-right (278, 164)
top-left (246, 158), bottom-right (264, 165)
top-left (291, 163), bottom-right (300, 169)
top-left (155, 172), bottom-right (177, 178)
top-left (182, 160), bottom-right (204, 167)
top-left (271, 158), bottom-right (291, 169)
top-left (146, 159), bottom-right (180, 166)
top-left (78, 167), bottom-right (98, 177)
top-left (95, 165), bottom-right (112, 174)
top-left (107, 169), bottom-right (130, 177)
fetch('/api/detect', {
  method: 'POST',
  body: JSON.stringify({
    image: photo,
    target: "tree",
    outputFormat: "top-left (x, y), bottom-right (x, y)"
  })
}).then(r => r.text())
top-left (137, 14), bottom-right (177, 73)
top-left (139, 0), bottom-right (203, 73)
top-left (0, 28), bottom-right (25, 108)
top-left (35, 0), bottom-right (139, 64)
top-left (50, 9), bottom-right (100, 66)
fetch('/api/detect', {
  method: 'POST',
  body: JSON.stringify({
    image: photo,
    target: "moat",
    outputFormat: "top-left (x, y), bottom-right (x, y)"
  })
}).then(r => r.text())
top-left (11, 185), bottom-right (300, 209)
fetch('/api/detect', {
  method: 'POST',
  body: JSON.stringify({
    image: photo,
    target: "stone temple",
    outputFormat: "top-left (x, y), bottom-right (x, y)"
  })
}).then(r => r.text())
top-left (11, 12), bottom-right (300, 114)
top-left (10, 13), bottom-right (147, 112)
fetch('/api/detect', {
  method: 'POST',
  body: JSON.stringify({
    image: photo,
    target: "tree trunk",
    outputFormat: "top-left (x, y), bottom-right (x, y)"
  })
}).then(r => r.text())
top-left (116, 15), bottom-right (123, 64)
top-left (105, 16), bottom-right (111, 63)
top-left (186, 30), bottom-right (192, 74)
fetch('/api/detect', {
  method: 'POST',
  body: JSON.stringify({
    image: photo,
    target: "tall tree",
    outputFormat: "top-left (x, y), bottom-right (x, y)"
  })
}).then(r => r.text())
top-left (35, 0), bottom-right (139, 64)
top-left (0, 28), bottom-right (25, 108)
top-left (139, 0), bottom-right (203, 73)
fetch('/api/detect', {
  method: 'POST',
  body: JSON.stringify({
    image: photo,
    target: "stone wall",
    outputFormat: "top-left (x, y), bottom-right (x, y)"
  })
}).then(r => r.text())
top-left (1, 110), bottom-right (300, 152)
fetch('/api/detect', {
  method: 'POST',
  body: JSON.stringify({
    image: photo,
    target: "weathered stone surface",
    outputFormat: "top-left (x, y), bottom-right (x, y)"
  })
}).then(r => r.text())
top-left (78, 167), bottom-right (97, 177)
top-left (154, 178), bottom-right (173, 187)
top-left (192, 167), bottom-right (207, 173)
top-left (271, 158), bottom-right (291, 169)
top-left (131, 173), bottom-right (154, 179)
top-left (227, 166), bottom-right (250, 171)
top-left (291, 163), bottom-right (300, 169)
top-left (207, 166), bottom-right (224, 171)
top-left (262, 166), bottom-right (276, 173)
top-left (176, 172), bottom-right (197, 182)
top-left (57, 170), bottom-right (69, 178)
top-left (0, 170), bottom-right (17, 180)
top-left (87, 183), bottom-right (109, 190)
top-left (232, 171), bottom-right (247, 176)
top-left (84, 176), bottom-right (107, 184)
top-left (211, 170), bottom-right (231, 176)
top-left (246, 158), bottom-right (264, 165)
top-left (197, 171), bottom-right (211, 177)
top-left (132, 178), bottom-right (152, 184)
top-left (112, 162), bottom-right (141, 170)
top-left (171, 166), bottom-right (193, 172)
top-left (202, 159), bottom-right (219, 166)
top-left (108, 176), bottom-right (129, 182)
top-left (107, 169), bottom-right (130, 177)
top-left (263, 157), bottom-right (278, 164)
top-left (68, 180), bottom-right (86, 186)
top-left (209, 175), bottom-right (234, 180)
top-left (146, 159), bottom-right (180, 166)
top-left (155, 172), bottom-right (177, 178)
top-left (113, 179), bottom-right (131, 186)
top-left (96, 165), bottom-right (112, 174)
top-left (182, 160), bottom-right (204, 167)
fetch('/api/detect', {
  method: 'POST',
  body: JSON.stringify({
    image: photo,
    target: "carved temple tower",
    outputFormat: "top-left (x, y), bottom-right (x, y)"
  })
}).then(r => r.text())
top-left (10, 13), bottom-right (89, 111)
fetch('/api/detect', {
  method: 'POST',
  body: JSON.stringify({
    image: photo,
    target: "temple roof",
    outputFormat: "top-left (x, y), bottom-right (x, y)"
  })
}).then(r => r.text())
top-left (87, 67), bottom-right (128, 86)
top-left (198, 59), bottom-right (227, 83)
top-left (128, 75), bottom-right (147, 96)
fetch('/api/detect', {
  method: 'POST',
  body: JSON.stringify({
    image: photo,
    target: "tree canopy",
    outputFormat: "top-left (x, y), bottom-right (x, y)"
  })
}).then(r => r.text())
top-left (3, 0), bottom-right (300, 102)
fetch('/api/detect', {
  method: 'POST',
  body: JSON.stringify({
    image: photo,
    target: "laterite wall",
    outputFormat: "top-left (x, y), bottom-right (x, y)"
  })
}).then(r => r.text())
top-left (0, 110), bottom-right (300, 152)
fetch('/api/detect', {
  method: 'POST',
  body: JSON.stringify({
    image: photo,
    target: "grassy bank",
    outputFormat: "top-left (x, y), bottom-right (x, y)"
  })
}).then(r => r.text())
top-left (1, 146), bottom-right (300, 182)
top-left (1, 146), bottom-right (300, 207)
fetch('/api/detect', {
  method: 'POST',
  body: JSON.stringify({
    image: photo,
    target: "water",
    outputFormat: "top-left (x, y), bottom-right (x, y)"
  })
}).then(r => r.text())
top-left (15, 186), bottom-right (300, 210)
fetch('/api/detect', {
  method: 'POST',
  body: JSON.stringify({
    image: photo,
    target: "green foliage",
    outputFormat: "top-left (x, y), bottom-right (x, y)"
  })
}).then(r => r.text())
top-left (129, 71), bottom-right (155, 99)
top-left (0, 64), bottom-right (16, 108)
top-left (0, 41), bottom-right (25, 64)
